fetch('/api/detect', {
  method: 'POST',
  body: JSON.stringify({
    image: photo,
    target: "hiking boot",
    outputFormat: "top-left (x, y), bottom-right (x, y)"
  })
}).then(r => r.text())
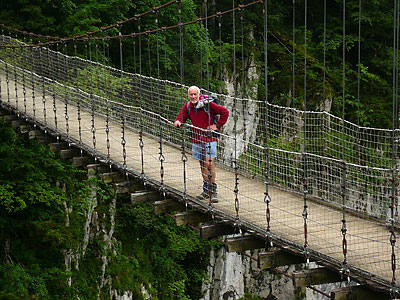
top-left (211, 193), bottom-right (218, 203)
top-left (197, 191), bottom-right (209, 200)
top-left (197, 180), bottom-right (210, 200)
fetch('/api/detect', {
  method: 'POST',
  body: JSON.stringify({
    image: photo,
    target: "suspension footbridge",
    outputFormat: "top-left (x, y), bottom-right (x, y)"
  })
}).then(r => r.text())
top-left (1, 1), bottom-right (400, 298)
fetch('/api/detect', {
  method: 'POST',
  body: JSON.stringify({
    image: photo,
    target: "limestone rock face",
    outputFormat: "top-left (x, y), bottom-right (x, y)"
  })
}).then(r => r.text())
top-left (201, 246), bottom-right (298, 300)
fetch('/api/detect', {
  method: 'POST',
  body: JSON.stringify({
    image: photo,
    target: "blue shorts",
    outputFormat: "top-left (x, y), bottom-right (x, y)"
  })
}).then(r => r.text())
top-left (192, 142), bottom-right (217, 161)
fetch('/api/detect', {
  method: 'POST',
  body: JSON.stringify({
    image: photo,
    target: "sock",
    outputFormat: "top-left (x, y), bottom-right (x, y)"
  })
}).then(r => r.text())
top-left (212, 183), bottom-right (217, 194)
top-left (203, 180), bottom-right (210, 193)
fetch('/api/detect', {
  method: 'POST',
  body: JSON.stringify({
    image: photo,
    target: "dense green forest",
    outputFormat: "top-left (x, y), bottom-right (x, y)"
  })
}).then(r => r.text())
top-left (0, 119), bottom-right (217, 299)
top-left (1, 0), bottom-right (399, 128)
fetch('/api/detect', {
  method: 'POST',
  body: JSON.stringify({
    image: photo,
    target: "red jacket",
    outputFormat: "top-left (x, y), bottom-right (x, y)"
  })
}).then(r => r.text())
top-left (175, 101), bottom-right (229, 143)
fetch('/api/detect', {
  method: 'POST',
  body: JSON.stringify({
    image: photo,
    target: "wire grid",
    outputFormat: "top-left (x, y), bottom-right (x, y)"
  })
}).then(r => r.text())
top-left (1, 36), bottom-right (398, 220)
top-left (1, 35), bottom-right (400, 285)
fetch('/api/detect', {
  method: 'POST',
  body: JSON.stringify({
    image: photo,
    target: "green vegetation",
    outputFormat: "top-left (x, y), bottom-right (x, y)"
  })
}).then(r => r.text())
top-left (2, 0), bottom-right (398, 128)
top-left (0, 120), bottom-right (218, 299)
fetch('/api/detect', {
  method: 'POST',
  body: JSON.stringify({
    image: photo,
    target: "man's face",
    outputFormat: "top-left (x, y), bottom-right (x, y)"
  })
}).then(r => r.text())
top-left (188, 88), bottom-right (200, 104)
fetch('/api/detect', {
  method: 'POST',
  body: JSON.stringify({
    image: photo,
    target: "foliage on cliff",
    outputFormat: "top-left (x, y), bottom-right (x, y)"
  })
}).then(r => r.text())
top-left (0, 120), bottom-right (217, 299)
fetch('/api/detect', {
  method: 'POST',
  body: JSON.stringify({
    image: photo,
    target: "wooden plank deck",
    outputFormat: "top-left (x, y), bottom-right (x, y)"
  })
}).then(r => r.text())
top-left (0, 72), bottom-right (396, 287)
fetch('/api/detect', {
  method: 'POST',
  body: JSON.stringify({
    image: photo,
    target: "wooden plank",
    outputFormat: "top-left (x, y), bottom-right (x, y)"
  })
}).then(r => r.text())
top-left (331, 285), bottom-right (388, 300)
top-left (200, 222), bottom-right (236, 239)
top-left (18, 124), bottom-right (30, 134)
top-left (86, 164), bottom-right (110, 177)
top-left (113, 181), bottom-right (145, 194)
top-left (11, 119), bottom-right (26, 129)
top-left (60, 148), bottom-right (81, 160)
top-left (132, 190), bottom-right (161, 203)
top-left (293, 267), bottom-right (341, 288)
top-left (175, 211), bottom-right (209, 226)
top-left (72, 156), bottom-right (93, 168)
top-left (225, 235), bottom-right (266, 253)
top-left (101, 172), bottom-right (126, 183)
top-left (258, 248), bottom-right (305, 270)
top-left (153, 199), bottom-right (185, 214)
top-left (28, 129), bottom-right (43, 140)
top-left (48, 142), bottom-right (68, 153)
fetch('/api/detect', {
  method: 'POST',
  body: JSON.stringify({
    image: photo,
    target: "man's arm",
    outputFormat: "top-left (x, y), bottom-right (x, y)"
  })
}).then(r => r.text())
top-left (211, 102), bottom-right (229, 127)
top-left (174, 103), bottom-right (188, 127)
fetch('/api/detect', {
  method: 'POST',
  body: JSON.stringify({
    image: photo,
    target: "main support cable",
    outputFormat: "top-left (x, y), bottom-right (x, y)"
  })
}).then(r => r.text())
top-left (2, 0), bottom-right (263, 49)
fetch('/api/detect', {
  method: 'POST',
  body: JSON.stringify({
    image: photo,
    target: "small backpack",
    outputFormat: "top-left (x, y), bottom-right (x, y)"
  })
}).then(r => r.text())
top-left (186, 93), bottom-right (220, 130)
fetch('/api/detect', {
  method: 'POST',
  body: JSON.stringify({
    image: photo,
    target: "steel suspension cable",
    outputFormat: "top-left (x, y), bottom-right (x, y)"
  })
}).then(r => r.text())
top-left (340, 0), bottom-right (350, 284)
top-left (302, 0), bottom-right (310, 266)
top-left (133, 35), bottom-right (138, 108)
top-left (232, 0), bottom-right (241, 232)
top-left (178, 0), bottom-right (188, 209)
top-left (118, 24), bottom-right (127, 175)
top-left (199, 12), bottom-right (203, 89)
top-left (138, 16), bottom-right (146, 183)
top-left (322, 0), bottom-right (328, 202)
top-left (390, 0), bottom-right (400, 297)
top-left (12, 33), bottom-right (19, 113)
top-left (21, 34), bottom-right (27, 116)
top-left (3, 29), bottom-right (10, 107)
top-left (39, 44), bottom-right (47, 130)
top-left (155, 8), bottom-right (166, 198)
top-left (205, 0), bottom-right (210, 93)
top-left (240, 5), bottom-right (247, 162)
top-left (63, 41), bottom-right (70, 144)
top-left (356, 0), bottom-right (363, 213)
top-left (218, 13), bottom-right (223, 95)
top-left (29, 34), bottom-right (37, 123)
top-left (50, 42), bottom-right (59, 135)
top-left (102, 31), bottom-right (111, 166)
top-left (396, 0), bottom-right (400, 217)
top-left (87, 34), bottom-right (97, 161)
top-left (263, 0), bottom-right (272, 247)
top-left (292, 0), bottom-right (296, 103)
top-left (73, 38), bottom-right (83, 154)
top-left (203, 0), bottom-right (214, 213)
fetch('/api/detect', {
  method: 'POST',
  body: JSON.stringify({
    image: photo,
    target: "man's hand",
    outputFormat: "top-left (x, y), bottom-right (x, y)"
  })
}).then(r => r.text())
top-left (208, 124), bottom-right (218, 131)
top-left (174, 120), bottom-right (182, 127)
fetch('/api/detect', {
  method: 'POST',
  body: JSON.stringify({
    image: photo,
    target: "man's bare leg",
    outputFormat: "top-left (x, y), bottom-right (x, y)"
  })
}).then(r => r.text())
top-left (199, 157), bottom-right (218, 202)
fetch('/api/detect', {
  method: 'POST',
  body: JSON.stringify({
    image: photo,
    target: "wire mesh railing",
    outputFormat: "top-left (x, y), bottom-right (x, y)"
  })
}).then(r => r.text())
top-left (0, 34), bottom-right (397, 223)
